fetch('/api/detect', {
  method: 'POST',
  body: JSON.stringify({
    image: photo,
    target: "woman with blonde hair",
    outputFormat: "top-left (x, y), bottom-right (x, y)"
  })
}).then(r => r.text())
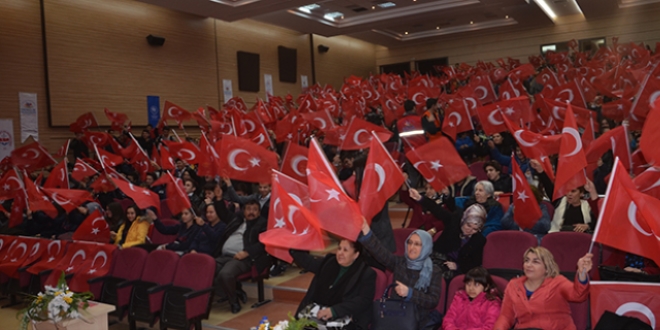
top-left (494, 246), bottom-right (593, 330)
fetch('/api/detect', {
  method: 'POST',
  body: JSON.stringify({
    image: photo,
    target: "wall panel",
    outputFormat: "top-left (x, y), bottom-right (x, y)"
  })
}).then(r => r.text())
top-left (313, 35), bottom-right (381, 89)
top-left (377, 6), bottom-right (660, 66)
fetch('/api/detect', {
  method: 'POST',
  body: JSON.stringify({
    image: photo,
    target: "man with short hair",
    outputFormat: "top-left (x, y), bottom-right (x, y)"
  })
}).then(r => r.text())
top-left (484, 160), bottom-right (512, 195)
top-left (222, 178), bottom-right (271, 220)
top-left (213, 200), bottom-right (268, 314)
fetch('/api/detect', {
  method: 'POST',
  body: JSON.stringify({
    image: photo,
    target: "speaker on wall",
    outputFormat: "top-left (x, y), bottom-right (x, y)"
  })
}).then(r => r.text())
top-left (146, 34), bottom-right (165, 46)
top-left (237, 51), bottom-right (260, 92)
top-left (278, 46), bottom-right (297, 83)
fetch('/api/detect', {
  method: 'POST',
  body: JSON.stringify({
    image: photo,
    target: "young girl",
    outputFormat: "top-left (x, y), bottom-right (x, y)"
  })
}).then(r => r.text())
top-left (443, 267), bottom-right (502, 330)
top-left (113, 205), bottom-right (151, 249)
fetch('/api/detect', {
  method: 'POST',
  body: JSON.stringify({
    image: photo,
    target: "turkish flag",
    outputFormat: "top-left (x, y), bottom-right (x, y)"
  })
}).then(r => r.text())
top-left (197, 133), bottom-right (219, 177)
top-left (340, 117), bottom-right (393, 151)
top-left (498, 78), bottom-right (526, 101)
top-left (264, 171), bottom-right (312, 263)
top-left (210, 119), bottom-right (236, 138)
top-left (89, 173), bottom-right (116, 193)
top-left (218, 135), bottom-right (278, 183)
top-left (43, 160), bottom-right (69, 189)
top-left (601, 98), bottom-right (630, 121)
top-left (590, 282), bottom-right (660, 329)
top-left (261, 175), bottom-right (326, 261)
top-left (69, 243), bottom-right (117, 292)
top-left (69, 112), bottom-right (98, 133)
top-left (553, 79), bottom-right (588, 108)
top-left (380, 93), bottom-right (405, 126)
top-left (297, 94), bottom-right (318, 113)
top-left (108, 137), bottom-right (138, 159)
top-left (82, 131), bottom-right (111, 149)
top-left (253, 99), bottom-right (274, 125)
top-left (9, 193), bottom-right (26, 228)
top-left (359, 133), bottom-right (405, 221)
top-left (18, 237), bottom-right (48, 272)
top-left (71, 158), bottom-right (99, 182)
top-left (42, 188), bottom-right (93, 213)
top-left (104, 108), bottom-right (128, 126)
top-left (631, 75), bottom-right (660, 119)
top-left (250, 121), bottom-right (274, 150)
top-left (318, 94), bottom-right (341, 119)
top-left (110, 174), bottom-right (160, 213)
top-left (191, 107), bottom-right (210, 133)
top-left (508, 63), bottom-right (535, 81)
top-left (442, 98), bottom-right (474, 140)
top-left (158, 145), bottom-right (175, 171)
top-left (225, 97), bottom-right (248, 113)
top-left (511, 156), bottom-right (542, 229)
top-left (639, 98), bottom-right (660, 165)
top-left (405, 137), bottom-right (471, 192)
top-left (0, 237), bottom-right (38, 278)
top-left (408, 85), bottom-right (434, 111)
top-left (44, 241), bottom-right (96, 288)
top-left (158, 171), bottom-right (191, 217)
top-left (130, 150), bottom-right (154, 182)
top-left (25, 240), bottom-right (67, 275)
top-left (274, 112), bottom-right (301, 143)
top-left (302, 110), bottom-right (336, 131)
top-left (280, 142), bottom-right (308, 184)
top-left (307, 138), bottom-right (363, 239)
top-left (55, 139), bottom-right (70, 158)
top-left (476, 97), bottom-right (532, 135)
top-left (586, 125), bottom-right (632, 170)
top-left (72, 210), bottom-right (110, 243)
top-left (468, 75), bottom-right (497, 105)
top-left (322, 125), bottom-right (347, 147)
top-left (540, 96), bottom-right (596, 130)
top-left (553, 104), bottom-right (588, 201)
top-left (241, 110), bottom-right (261, 136)
top-left (0, 168), bottom-right (24, 200)
top-left (634, 166), bottom-right (660, 200)
top-left (23, 173), bottom-right (58, 218)
top-left (10, 142), bottom-right (57, 172)
top-left (593, 159), bottom-right (660, 267)
top-left (95, 147), bottom-right (123, 168)
top-left (162, 101), bottom-right (192, 127)
top-left (162, 140), bottom-right (201, 165)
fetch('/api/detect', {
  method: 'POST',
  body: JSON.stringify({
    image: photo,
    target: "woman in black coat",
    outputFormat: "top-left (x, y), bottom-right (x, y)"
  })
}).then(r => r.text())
top-left (409, 188), bottom-right (487, 275)
top-left (290, 239), bottom-right (376, 330)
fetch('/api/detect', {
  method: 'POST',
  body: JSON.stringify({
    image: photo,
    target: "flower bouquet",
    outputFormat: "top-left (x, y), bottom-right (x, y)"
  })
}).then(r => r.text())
top-left (18, 271), bottom-right (94, 330)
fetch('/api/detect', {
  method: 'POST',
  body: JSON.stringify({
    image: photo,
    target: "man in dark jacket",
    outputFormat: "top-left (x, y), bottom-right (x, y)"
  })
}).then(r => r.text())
top-left (212, 200), bottom-right (268, 314)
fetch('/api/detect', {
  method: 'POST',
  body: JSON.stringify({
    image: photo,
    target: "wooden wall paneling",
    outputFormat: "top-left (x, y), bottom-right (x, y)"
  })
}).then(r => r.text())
top-left (0, 0), bottom-right (60, 151)
top-left (215, 20), bottom-right (312, 107)
top-left (377, 6), bottom-right (660, 66)
top-left (312, 35), bottom-right (381, 89)
top-left (44, 0), bottom-right (219, 127)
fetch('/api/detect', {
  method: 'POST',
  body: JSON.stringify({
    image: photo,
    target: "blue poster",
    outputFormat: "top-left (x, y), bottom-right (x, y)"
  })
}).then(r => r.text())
top-left (147, 96), bottom-right (160, 127)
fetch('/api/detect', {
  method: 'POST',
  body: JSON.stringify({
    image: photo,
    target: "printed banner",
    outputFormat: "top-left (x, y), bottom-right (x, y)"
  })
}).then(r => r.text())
top-left (301, 75), bottom-right (309, 92)
top-left (0, 119), bottom-right (15, 161)
top-left (19, 92), bottom-right (38, 142)
top-left (147, 96), bottom-right (160, 127)
top-left (223, 79), bottom-right (233, 102)
top-left (264, 74), bottom-right (273, 96)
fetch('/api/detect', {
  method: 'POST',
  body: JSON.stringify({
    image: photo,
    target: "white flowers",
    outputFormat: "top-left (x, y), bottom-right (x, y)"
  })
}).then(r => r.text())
top-left (46, 290), bottom-right (75, 323)
top-left (272, 320), bottom-right (289, 330)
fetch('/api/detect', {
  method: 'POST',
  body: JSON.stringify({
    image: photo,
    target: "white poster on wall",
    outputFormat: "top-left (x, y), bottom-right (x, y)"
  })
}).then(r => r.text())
top-left (19, 92), bottom-right (38, 142)
top-left (264, 74), bottom-right (273, 96)
top-left (222, 79), bottom-right (233, 102)
top-left (301, 75), bottom-right (309, 91)
top-left (0, 119), bottom-right (15, 161)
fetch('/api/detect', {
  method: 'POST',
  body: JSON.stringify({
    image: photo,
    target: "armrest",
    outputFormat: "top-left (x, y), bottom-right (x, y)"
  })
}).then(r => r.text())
top-left (182, 287), bottom-right (213, 300)
top-left (65, 273), bottom-right (74, 280)
top-left (116, 279), bottom-right (140, 289)
top-left (147, 283), bottom-right (172, 294)
top-left (39, 269), bottom-right (54, 276)
top-left (88, 276), bottom-right (111, 284)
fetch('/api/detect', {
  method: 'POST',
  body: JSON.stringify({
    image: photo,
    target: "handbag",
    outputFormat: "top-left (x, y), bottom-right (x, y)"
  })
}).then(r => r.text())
top-left (371, 284), bottom-right (418, 330)
top-left (598, 265), bottom-right (660, 283)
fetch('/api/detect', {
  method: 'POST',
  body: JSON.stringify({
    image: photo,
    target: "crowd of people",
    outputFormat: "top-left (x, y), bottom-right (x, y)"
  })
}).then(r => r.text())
top-left (2, 40), bottom-right (660, 329)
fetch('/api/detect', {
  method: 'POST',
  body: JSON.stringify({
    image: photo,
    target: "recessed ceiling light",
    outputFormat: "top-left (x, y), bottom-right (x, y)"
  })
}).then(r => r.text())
top-left (377, 2), bottom-right (397, 8)
top-left (298, 4), bottom-right (320, 14)
top-left (372, 5), bottom-right (376, 9)
top-left (505, 15), bottom-right (509, 19)
top-left (323, 11), bottom-right (344, 21)
top-left (470, 20), bottom-right (474, 24)
top-left (405, 31), bottom-right (409, 34)
top-left (436, 26), bottom-right (440, 29)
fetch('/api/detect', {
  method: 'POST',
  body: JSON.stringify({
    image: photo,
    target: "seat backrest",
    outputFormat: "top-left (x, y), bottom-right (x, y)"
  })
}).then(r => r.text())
top-left (160, 199), bottom-right (173, 219)
top-left (542, 201), bottom-right (555, 220)
top-left (141, 250), bottom-right (179, 284)
top-left (372, 267), bottom-right (388, 301)
top-left (392, 228), bottom-right (415, 256)
top-left (541, 232), bottom-right (598, 278)
top-left (111, 247), bottom-right (148, 280)
top-left (432, 230), bottom-right (443, 242)
top-left (433, 277), bottom-right (447, 314)
top-left (172, 253), bottom-right (215, 290)
top-left (445, 275), bottom-right (465, 311)
top-left (115, 198), bottom-right (134, 212)
top-left (483, 231), bottom-right (538, 270)
top-left (570, 300), bottom-right (590, 330)
top-left (491, 275), bottom-right (509, 294)
top-left (149, 219), bottom-right (179, 245)
top-left (469, 161), bottom-right (488, 181)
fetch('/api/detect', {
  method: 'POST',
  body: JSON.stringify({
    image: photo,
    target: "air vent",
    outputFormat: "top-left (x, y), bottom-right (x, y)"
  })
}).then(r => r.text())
top-left (352, 6), bottom-right (368, 12)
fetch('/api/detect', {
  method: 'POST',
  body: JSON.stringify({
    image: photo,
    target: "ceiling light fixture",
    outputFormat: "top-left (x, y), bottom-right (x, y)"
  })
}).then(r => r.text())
top-left (323, 11), bottom-right (344, 21)
top-left (405, 31), bottom-right (409, 34)
top-left (372, 6), bottom-right (376, 9)
top-left (470, 20), bottom-right (473, 24)
top-left (532, 0), bottom-right (557, 21)
top-left (298, 4), bottom-right (320, 14)
top-left (505, 15), bottom-right (509, 19)
top-left (377, 1), bottom-right (397, 7)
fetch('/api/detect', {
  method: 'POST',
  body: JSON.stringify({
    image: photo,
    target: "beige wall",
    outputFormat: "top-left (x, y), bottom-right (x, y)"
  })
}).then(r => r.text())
top-left (0, 0), bottom-right (377, 153)
top-left (377, 6), bottom-right (660, 66)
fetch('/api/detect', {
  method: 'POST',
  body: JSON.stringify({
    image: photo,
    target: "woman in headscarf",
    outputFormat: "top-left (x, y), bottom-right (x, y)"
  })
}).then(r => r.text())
top-left (410, 188), bottom-right (487, 275)
top-left (290, 239), bottom-right (375, 330)
top-left (358, 218), bottom-right (442, 329)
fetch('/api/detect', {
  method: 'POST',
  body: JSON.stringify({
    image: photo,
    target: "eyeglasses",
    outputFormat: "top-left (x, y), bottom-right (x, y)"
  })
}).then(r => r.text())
top-left (407, 241), bottom-right (422, 248)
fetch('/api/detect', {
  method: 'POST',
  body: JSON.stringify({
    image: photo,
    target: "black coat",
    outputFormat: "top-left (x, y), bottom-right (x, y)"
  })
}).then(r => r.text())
top-left (291, 251), bottom-right (376, 330)
top-left (212, 215), bottom-right (269, 273)
top-left (422, 198), bottom-right (486, 275)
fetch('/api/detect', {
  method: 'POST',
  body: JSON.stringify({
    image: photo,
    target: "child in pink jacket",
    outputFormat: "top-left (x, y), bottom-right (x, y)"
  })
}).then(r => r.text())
top-left (443, 267), bottom-right (502, 330)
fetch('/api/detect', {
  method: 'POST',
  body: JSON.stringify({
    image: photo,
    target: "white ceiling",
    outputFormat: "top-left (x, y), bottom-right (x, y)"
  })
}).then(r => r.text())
top-left (135, 0), bottom-right (654, 47)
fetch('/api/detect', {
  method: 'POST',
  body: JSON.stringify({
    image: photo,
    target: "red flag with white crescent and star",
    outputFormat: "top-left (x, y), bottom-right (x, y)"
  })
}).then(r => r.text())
top-left (405, 137), bottom-right (471, 192)
top-left (42, 188), bottom-right (94, 213)
top-left (511, 155), bottom-right (542, 229)
top-left (340, 117), bottom-right (393, 151)
top-left (0, 168), bottom-right (24, 201)
top-left (26, 239), bottom-right (68, 275)
top-left (280, 142), bottom-right (309, 184)
top-left (162, 140), bottom-right (201, 165)
top-left (307, 138), bottom-right (363, 237)
top-left (217, 135), bottom-right (279, 183)
top-left (72, 210), bottom-right (110, 243)
top-left (69, 243), bottom-right (117, 292)
top-left (10, 141), bottom-right (57, 172)
top-left (553, 104), bottom-right (588, 201)
top-left (43, 241), bottom-right (96, 287)
top-left (590, 281), bottom-right (660, 329)
top-left (110, 173), bottom-right (160, 213)
top-left (162, 101), bottom-right (192, 128)
top-left (592, 158), bottom-right (660, 267)
top-left (359, 132), bottom-right (405, 222)
top-left (43, 160), bottom-right (69, 189)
